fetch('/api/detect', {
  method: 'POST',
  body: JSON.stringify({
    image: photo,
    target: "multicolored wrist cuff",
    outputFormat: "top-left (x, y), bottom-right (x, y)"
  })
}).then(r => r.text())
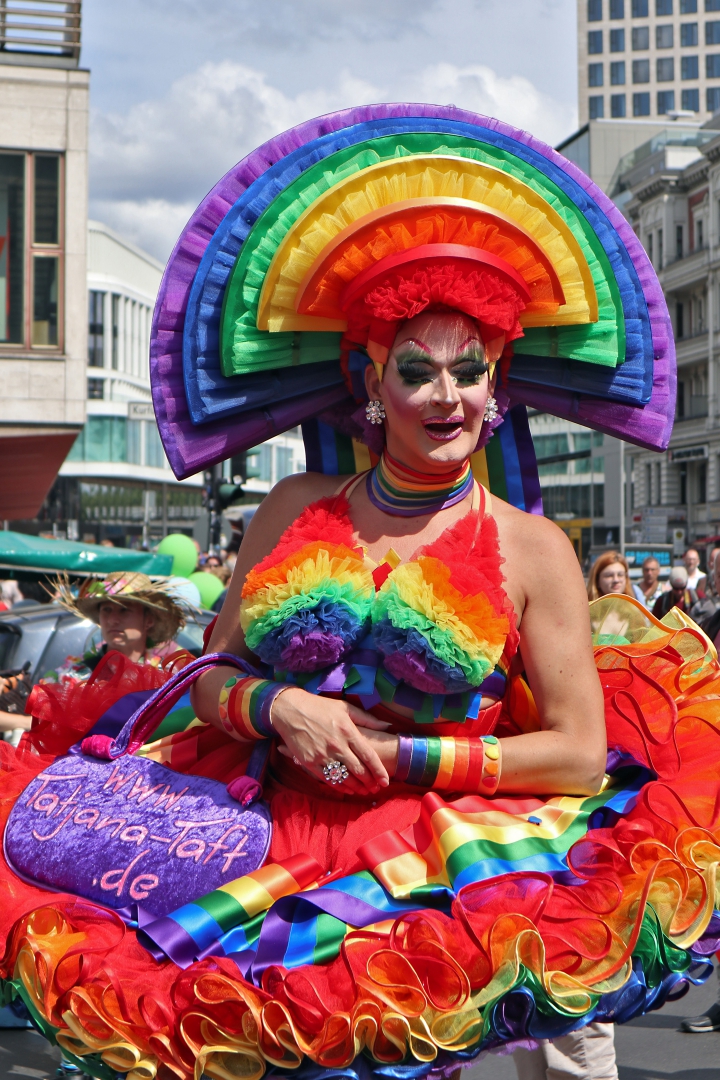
top-left (219, 675), bottom-right (283, 740)
top-left (395, 734), bottom-right (502, 793)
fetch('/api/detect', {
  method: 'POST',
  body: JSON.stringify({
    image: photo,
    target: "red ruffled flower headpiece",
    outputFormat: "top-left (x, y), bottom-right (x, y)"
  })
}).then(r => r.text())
top-left (339, 244), bottom-right (530, 371)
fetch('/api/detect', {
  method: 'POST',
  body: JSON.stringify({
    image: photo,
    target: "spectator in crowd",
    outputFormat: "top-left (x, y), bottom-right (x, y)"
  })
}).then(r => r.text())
top-left (632, 557), bottom-right (667, 609)
top-left (205, 554), bottom-right (222, 569)
top-left (690, 549), bottom-right (720, 623)
top-left (50, 572), bottom-right (187, 681)
top-left (652, 566), bottom-right (697, 618)
top-left (0, 580), bottom-right (22, 610)
top-left (683, 548), bottom-right (706, 593)
top-left (695, 555), bottom-right (720, 649)
top-left (587, 551), bottom-right (635, 601)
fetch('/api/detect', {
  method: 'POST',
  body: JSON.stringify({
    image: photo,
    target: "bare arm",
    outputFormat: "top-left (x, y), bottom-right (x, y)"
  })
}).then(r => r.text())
top-left (498, 513), bottom-right (606, 795)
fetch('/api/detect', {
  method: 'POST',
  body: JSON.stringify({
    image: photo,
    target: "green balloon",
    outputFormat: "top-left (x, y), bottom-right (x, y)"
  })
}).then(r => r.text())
top-left (188, 571), bottom-right (225, 609)
top-left (157, 534), bottom-right (198, 578)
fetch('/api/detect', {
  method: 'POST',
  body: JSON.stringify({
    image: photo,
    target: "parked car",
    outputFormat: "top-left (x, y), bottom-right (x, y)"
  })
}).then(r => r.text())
top-left (0, 602), bottom-right (214, 685)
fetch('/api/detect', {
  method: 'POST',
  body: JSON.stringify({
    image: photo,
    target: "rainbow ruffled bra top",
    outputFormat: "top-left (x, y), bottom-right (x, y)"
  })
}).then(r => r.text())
top-left (240, 487), bottom-right (518, 722)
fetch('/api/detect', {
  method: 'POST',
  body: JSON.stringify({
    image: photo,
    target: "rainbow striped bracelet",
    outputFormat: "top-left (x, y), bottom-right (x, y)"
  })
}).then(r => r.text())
top-left (395, 734), bottom-right (501, 792)
top-left (218, 675), bottom-right (285, 740)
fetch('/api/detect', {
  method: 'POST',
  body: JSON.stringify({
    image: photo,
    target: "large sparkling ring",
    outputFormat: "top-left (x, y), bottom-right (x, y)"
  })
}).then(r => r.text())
top-left (322, 760), bottom-right (349, 785)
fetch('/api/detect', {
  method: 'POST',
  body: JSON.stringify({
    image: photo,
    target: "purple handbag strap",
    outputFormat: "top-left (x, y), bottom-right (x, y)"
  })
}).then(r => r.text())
top-left (110, 652), bottom-right (260, 759)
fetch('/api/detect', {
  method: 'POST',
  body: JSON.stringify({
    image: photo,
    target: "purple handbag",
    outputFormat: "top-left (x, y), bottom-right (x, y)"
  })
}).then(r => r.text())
top-left (4, 653), bottom-right (272, 918)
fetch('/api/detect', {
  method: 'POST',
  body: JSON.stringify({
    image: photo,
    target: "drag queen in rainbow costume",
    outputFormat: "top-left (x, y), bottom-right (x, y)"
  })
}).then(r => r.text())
top-left (0, 105), bottom-right (718, 1080)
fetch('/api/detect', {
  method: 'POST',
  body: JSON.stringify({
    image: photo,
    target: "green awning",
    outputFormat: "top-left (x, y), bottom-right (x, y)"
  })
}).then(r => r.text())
top-left (0, 531), bottom-right (173, 576)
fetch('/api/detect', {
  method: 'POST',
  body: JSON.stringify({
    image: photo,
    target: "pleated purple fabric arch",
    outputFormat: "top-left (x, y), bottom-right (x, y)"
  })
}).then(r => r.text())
top-left (150, 103), bottom-right (674, 480)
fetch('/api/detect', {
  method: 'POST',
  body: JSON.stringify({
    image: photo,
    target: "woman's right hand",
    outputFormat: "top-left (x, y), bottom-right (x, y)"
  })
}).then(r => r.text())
top-left (271, 687), bottom-right (392, 796)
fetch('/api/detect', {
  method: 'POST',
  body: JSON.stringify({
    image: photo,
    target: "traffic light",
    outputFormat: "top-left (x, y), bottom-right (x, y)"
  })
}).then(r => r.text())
top-left (217, 481), bottom-right (244, 509)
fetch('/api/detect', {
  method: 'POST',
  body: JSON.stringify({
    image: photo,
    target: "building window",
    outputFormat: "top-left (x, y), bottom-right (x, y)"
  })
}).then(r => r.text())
top-left (67, 417), bottom-right (128, 464)
top-left (681, 20), bottom-right (699, 42)
top-left (647, 232), bottom-right (654, 262)
top-left (681, 54), bottom-right (700, 77)
top-left (589, 62), bottom-right (604, 85)
top-left (32, 256), bottom-right (58, 346)
top-left (145, 423), bottom-right (166, 469)
top-left (682, 86), bottom-right (701, 109)
top-left (111, 294), bottom-right (120, 370)
top-left (0, 151), bottom-right (63, 350)
top-left (589, 94), bottom-right (605, 117)
top-left (610, 0), bottom-right (625, 13)
top-left (127, 419), bottom-right (141, 465)
top-left (707, 19), bottom-right (720, 40)
top-left (88, 291), bottom-right (104, 367)
top-left (698, 460), bottom-right (708, 503)
top-left (588, 29), bottom-right (603, 53)
top-left (657, 56), bottom-right (675, 79)
top-left (656, 24), bottom-right (675, 48)
top-left (658, 88), bottom-right (676, 111)
top-left (588, 0), bottom-right (603, 18)
top-left (676, 224), bottom-right (684, 259)
top-left (632, 25), bottom-right (650, 47)
top-left (246, 445), bottom-right (272, 482)
top-left (658, 227), bottom-right (664, 267)
top-left (632, 0), bottom-right (648, 12)
top-left (610, 27), bottom-right (626, 49)
top-left (708, 0), bottom-right (720, 10)
top-left (676, 299), bottom-right (685, 334)
top-left (697, 217), bottom-right (704, 247)
top-left (275, 446), bottom-right (294, 480)
top-left (677, 380), bottom-right (685, 417)
top-left (87, 378), bottom-right (104, 400)
top-left (611, 92), bottom-right (627, 115)
top-left (611, 60), bottom-right (626, 83)
top-left (681, 0), bottom-right (698, 9)
top-left (633, 58), bottom-right (650, 80)
top-left (634, 90), bottom-right (651, 112)
top-left (657, 0), bottom-right (673, 10)
top-left (709, 85), bottom-right (720, 109)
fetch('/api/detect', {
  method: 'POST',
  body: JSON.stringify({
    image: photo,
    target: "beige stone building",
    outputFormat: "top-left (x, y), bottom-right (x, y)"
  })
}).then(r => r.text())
top-left (0, 2), bottom-right (88, 521)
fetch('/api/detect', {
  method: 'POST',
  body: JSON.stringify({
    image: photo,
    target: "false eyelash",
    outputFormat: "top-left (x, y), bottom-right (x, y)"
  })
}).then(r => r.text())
top-left (396, 361), bottom-right (434, 383)
top-left (453, 361), bottom-right (489, 381)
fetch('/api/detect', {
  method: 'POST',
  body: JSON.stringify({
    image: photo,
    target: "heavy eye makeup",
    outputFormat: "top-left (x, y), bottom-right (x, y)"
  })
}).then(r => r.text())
top-left (395, 349), bottom-right (488, 386)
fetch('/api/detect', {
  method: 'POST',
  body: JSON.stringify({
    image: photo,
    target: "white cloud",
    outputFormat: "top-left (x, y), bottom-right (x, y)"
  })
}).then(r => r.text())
top-left (411, 63), bottom-right (577, 149)
top-left (89, 59), bottom-right (577, 262)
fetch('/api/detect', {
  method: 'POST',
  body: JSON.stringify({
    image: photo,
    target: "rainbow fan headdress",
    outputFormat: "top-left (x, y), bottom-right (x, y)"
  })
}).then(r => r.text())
top-left (150, 104), bottom-right (675, 509)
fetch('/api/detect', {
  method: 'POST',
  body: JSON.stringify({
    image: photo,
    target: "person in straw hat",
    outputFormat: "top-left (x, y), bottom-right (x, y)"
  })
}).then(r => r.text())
top-left (53, 571), bottom-right (186, 678)
top-left (0, 572), bottom-right (186, 739)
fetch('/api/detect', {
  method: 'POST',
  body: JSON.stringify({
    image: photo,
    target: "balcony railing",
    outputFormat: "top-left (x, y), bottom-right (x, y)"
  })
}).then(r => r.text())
top-left (0, 1), bottom-right (81, 61)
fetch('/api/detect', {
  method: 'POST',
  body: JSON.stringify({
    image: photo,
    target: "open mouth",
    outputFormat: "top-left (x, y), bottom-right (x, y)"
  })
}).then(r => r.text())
top-left (422, 416), bottom-right (464, 441)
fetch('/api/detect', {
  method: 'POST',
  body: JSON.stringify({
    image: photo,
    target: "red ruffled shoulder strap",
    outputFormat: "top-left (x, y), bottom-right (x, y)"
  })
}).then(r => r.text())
top-left (245, 494), bottom-right (361, 579)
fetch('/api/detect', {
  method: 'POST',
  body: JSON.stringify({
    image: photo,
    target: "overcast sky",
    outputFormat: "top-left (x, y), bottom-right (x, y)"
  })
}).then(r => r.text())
top-left (81, 0), bottom-right (578, 263)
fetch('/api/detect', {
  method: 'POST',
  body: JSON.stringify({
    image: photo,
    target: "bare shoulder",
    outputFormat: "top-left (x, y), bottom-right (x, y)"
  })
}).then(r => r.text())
top-left (491, 495), bottom-right (586, 608)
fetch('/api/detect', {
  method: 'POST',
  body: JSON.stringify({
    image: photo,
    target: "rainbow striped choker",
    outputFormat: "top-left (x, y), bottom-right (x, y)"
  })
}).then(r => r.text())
top-left (366, 452), bottom-right (474, 517)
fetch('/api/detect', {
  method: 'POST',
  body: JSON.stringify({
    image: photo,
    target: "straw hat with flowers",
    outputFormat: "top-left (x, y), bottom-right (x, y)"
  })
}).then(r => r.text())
top-left (56, 572), bottom-right (186, 647)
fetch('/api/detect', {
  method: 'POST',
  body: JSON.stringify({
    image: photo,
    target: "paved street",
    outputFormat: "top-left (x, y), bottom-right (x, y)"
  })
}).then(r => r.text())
top-left (0, 971), bottom-right (719, 1079)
